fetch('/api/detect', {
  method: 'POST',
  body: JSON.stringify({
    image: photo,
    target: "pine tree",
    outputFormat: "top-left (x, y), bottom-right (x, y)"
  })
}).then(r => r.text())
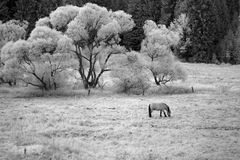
top-left (0, 0), bottom-right (10, 21)
top-left (124, 0), bottom-right (162, 51)
top-left (159, 0), bottom-right (178, 26)
top-left (186, 0), bottom-right (219, 63)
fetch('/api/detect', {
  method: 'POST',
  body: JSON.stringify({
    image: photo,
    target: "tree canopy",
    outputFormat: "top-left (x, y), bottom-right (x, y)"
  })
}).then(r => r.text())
top-left (1, 0), bottom-right (240, 64)
top-left (0, 24), bottom-right (74, 90)
top-left (27, 3), bottom-right (135, 89)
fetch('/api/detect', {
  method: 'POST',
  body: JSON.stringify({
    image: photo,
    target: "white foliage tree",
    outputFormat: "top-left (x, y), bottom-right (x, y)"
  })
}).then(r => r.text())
top-left (169, 13), bottom-right (191, 58)
top-left (38, 3), bottom-right (135, 89)
top-left (0, 20), bottom-right (28, 85)
top-left (0, 20), bottom-right (28, 49)
top-left (49, 5), bottom-right (81, 32)
top-left (111, 51), bottom-right (150, 95)
top-left (141, 20), bottom-right (186, 86)
top-left (169, 13), bottom-right (189, 37)
top-left (0, 26), bottom-right (75, 90)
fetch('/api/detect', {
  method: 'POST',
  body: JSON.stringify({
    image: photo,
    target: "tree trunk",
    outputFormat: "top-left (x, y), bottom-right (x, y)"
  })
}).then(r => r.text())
top-left (8, 82), bottom-right (12, 86)
top-left (154, 76), bottom-right (160, 85)
top-left (53, 82), bottom-right (57, 90)
top-left (82, 79), bottom-right (89, 89)
top-left (81, 72), bottom-right (102, 89)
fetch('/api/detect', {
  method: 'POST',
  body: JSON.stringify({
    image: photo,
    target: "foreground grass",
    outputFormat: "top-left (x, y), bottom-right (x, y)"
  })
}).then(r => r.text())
top-left (0, 63), bottom-right (240, 160)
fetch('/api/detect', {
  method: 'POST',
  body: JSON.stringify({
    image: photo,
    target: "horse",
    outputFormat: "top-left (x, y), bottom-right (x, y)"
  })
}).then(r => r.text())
top-left (148, 103), bottom-right (171, 117)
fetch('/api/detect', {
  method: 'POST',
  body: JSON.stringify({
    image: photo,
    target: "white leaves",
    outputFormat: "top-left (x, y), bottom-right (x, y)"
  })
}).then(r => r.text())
top-left (30, 39), bottom-right (55, 58)
top-left (1, 3), bottom-right (137, 89)
top-left (11, 40), bottom-right (30, 59)
top-left (44, 3), bottom-right (135, 48)
top-left (2, 56), bottom-right (21, 77)
top-left (97, 20), bottom-right (121, 41)
top-left (77, 3), bottom-right (111, 30)
top-left (143, 20), bottom-right (181, 48)
top-left (1, 40), bottom-right (30, 62)
top-left (141, 20), bottom-right (181, 64)
top-left (5, 20), bottom-right (28, 30)
top-left (97, 44), bottom-right (125, 70)
top-left (66, 20), bottom-right (89, 42)
top-left (36, 17), bottom-right (51, 28)
top-left (29, 26), bottom-right (61, 43)
top-left (141, 19), bottom-right (187, 84)
top-left (111, 51), bottom-right (150, 94)
top-left (111, 10), bottom-right (135, 33)
top-left (1, 40), bottom-right (29, 80)
top-left (148, 25), bottom-right (180, 46)
top-left (66, 3), bottom-right (111, 43)
top-left (172, 62), bottom-right (187, 81)
top-left (28, 26), bottom-right (63, 59)
top-left (0, 23), bottom-right (75, 88)
top-left (28, 26), bottom-right (73, 58)
top-left (56, 35), bottom-right (73, 53)
top-left (49, 5), bottom-right (80, 30)
top-left (0, 41), bottom-right (15, 62)
top-left (169, 13), bottom-right (190, 37)
top-left (0, 20), bottom-right (27, 48)
top-left (143, 20), bottom-right (158, 35)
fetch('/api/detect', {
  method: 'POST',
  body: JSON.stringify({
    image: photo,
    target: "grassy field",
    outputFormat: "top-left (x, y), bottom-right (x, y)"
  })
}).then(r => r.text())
top-left (0, 63), bottom-right (240, 160)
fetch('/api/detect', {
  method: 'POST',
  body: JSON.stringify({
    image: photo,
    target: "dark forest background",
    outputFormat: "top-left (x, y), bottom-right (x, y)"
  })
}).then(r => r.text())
top-left (0, 0), bottom-right (240, 64)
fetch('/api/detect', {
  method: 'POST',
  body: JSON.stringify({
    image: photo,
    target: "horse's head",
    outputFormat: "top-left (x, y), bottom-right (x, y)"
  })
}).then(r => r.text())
top-left (167, 111), bottom-right (171, 117)
top-left (166, 108), bottom-right (171, 117)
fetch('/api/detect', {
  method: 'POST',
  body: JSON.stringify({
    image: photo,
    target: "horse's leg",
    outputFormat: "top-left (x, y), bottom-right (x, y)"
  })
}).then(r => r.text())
top-left (160, 110), bottom-right (162, 117)
top-left (163, 110), bottom-right (167, 117)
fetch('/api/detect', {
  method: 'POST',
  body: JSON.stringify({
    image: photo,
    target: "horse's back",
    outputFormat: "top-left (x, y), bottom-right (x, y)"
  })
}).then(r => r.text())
top-left (150, 103), bottom-right (169, 110)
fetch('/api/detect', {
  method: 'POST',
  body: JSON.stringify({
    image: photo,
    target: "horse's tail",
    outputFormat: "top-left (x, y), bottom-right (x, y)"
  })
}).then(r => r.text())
top-left (148, 104), bottom-right (152, 117)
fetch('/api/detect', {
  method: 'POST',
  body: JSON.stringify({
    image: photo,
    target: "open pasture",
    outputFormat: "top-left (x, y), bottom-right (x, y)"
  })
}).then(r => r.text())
top-left (0, 63), bottom-right (240, 160)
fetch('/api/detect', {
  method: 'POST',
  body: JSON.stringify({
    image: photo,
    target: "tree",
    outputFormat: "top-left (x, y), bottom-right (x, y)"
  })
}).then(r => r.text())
top-left (214, 0), bottom-right (239, 63)
top-left (174, 0), bottom-right (188, 17)
top-left (125, 0), bottom-right (162, 51)
top-left (0, 26), bottom-right (74, 90)
top-left (39, 3), bottom-right (135, 89)
top-left (231, 21), bottom-right (240, 64)
top-left (169, 13), bottom-right (191, 59)
top-left (111, 51), bottom-right (150, 95)
top-left (0, 20), bottom-right (28, 85)
top-left (159, 0), bottom-right (178, 26)
top-left (141, 20), bottom-right (186, 86)
top-left (185, 0), bottom-right (218, 62)
top-left (0, 20), bottom-right (28, 49)
top-left (0, 0), bottom-right (10, 21)
top-left (183, 0), bottom-right (240, 63)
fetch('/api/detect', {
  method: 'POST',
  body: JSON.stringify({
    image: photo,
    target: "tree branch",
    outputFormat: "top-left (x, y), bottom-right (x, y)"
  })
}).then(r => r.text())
top-left (70, 49), bottom-right (90, 61)
top-left (18, 78), bottom-right (43, 89)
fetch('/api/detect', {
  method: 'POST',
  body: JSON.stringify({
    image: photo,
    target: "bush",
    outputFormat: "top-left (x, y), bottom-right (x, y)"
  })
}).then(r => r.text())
top-left (111, 51), bottom-right (150, 95)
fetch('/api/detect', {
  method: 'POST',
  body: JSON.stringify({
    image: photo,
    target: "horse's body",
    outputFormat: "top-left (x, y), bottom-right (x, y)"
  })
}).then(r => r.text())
top-left (148, 103), bottom-right (171, 117)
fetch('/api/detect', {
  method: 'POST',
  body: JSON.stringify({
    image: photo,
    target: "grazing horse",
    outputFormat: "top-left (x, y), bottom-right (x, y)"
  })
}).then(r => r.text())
top-left (148, 103), bottom-right (171, 118)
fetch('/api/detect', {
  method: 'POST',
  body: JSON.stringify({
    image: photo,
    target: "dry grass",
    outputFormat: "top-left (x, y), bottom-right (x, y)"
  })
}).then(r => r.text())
top-left (1, 63), bottom-right (240, 160)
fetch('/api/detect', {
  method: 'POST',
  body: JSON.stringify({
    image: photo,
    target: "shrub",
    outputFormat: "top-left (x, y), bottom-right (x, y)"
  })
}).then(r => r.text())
top-left (111, 51), bottom-right (150, 95)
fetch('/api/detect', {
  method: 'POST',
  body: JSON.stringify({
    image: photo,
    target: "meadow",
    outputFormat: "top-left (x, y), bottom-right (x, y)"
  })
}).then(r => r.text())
top-left (0, 63), bottom-right (240, 160)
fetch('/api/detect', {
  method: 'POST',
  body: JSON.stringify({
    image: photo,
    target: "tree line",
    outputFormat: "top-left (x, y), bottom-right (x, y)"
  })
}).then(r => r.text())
top-left (1, 0), bottom-right (239, 64)
top-left (0, 3), bottom-right (186, 94)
